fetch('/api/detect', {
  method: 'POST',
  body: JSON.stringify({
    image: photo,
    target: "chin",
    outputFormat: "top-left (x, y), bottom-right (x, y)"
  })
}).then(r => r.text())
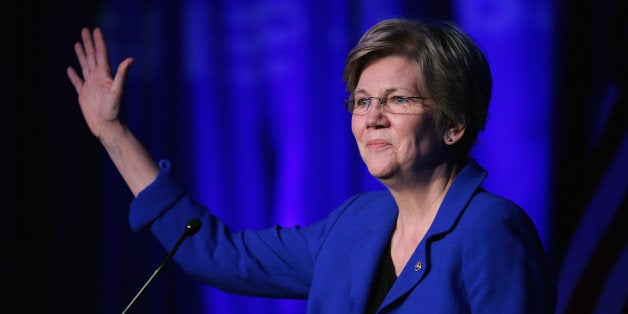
top-left (367, 166), bottom-right (395, 181)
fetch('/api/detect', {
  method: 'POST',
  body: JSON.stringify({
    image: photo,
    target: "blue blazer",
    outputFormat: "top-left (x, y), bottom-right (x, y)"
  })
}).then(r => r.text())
top-left (130, 158), bottom-right (556, 313)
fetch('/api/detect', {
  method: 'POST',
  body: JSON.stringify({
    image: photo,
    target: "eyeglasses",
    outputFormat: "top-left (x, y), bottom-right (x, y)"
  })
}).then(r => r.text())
top-left (343, 95), bottom-right (428, 115)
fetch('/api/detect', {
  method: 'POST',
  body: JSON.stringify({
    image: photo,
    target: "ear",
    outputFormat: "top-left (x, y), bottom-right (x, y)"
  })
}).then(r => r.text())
top-left (444, 123), bottom-right (465, 145)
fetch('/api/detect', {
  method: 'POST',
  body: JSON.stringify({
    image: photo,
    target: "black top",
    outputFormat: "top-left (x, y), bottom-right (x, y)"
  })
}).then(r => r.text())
top-left (366, 243), bottom-right (397, 313)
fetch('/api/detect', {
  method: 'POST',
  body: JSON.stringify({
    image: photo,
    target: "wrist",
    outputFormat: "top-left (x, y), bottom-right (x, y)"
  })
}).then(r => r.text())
top-left (98, 121), bottom-right (129, 146)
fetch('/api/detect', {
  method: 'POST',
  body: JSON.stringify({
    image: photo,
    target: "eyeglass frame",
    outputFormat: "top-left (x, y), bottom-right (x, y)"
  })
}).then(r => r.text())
top-left (343, 95), bottom-right (429, 115)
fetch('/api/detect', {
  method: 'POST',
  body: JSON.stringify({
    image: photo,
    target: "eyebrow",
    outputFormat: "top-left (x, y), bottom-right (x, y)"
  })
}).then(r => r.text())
top-left (353, 87), bottom-right (400, 95)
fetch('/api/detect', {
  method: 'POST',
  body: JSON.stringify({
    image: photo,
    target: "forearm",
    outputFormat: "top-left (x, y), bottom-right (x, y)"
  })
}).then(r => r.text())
top-left (99, 123), bottom-right (159, 196)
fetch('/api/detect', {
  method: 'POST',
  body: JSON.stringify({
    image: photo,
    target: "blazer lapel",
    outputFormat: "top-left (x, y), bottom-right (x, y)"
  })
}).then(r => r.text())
top-left (348, 193), bottom-right (398, 313)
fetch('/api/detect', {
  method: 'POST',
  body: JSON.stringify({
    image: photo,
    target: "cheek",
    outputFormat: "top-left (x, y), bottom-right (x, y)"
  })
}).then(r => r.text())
top-left (397, 120), bottom-right (435, 151)
top-left (350, 117), bottom-right (361, 139)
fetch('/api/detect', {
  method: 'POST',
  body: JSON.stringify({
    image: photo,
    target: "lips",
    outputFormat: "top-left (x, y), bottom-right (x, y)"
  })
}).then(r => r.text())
top-left (366, 139), bottom-right (390, 149)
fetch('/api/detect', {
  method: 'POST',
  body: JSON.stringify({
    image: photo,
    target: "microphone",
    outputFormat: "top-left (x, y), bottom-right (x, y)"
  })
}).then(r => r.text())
top-left (122, 218), bottom-right (202, 314)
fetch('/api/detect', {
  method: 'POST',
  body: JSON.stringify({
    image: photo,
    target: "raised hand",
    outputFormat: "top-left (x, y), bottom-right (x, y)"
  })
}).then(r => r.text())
top-left (67, 27), bottom-right (134, 139)
top-left (67, 27), bottom-right (159, 196)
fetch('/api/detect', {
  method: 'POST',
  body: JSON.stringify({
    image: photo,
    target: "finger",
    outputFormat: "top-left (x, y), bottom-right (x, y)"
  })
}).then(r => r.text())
top-left (66, 67), bottom-right (83, 93)
top-left (81, 27), bottom-right (97, 70)
top-left (74, 42), bottom-right (89, 78)
top-left (93, 28), bottom-right (111, 72)
top-left (112, 58), bottom-right (134, 92)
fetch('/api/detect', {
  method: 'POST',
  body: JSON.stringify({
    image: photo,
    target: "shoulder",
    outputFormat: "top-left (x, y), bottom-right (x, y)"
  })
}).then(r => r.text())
top-left (456, 190), bottom-right (556, 312)
top-left (465, 189), bottom-right (536, 231)
top-left (457, 189), bottom-right (547, 261)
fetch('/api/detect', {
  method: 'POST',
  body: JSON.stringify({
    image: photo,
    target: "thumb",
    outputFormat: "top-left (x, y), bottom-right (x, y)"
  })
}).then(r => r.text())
top-left (112, 57), bottom-right (134, 92)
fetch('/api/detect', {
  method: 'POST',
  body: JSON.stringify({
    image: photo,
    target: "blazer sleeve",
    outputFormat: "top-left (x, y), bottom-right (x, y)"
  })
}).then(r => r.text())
top-left (128, 159), bottom-right (347, 299)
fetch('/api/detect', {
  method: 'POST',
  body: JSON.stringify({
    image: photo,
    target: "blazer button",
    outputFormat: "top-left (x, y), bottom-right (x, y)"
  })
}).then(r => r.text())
top-left (414, 261), bottom-right (422, 271)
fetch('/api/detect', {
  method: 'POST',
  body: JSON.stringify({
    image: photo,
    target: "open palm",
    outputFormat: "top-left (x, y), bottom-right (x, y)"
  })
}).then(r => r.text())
top-left (67, 27), bottom-right (133, 139)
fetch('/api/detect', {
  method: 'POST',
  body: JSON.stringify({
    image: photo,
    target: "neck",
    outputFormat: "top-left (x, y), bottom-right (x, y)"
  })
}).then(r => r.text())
top-left (389, 160), bottom-right (458, 216)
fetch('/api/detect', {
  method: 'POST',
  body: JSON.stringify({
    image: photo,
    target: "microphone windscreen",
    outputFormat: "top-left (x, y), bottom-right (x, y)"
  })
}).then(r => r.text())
top-left (184, 218), bottom-right (202, 236)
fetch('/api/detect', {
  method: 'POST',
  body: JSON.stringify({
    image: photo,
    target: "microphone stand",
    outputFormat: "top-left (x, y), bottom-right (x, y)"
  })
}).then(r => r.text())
top-left (122, 218), bottom-right (202, 314)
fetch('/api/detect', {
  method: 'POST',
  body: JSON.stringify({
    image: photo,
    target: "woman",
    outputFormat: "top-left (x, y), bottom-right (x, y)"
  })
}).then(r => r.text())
top-left (67, 18), bottom-right (556, 313)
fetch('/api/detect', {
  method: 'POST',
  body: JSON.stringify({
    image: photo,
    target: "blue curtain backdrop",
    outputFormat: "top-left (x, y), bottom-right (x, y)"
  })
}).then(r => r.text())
top-left (10, 0), bottom-right (627, 313)
top-left (88, 1), bottom-right (556, 312)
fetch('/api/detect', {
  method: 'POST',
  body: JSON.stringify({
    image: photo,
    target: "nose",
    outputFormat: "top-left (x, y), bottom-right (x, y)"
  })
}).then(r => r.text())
top-left (364, 99), bottom-right (388, 128)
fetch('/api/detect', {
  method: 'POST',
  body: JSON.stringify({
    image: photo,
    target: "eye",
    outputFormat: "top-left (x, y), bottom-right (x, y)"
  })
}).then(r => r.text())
top-left (389, 96), bottom-right (409, 105)
top-left (355, 97), bottom-right (371, 108)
